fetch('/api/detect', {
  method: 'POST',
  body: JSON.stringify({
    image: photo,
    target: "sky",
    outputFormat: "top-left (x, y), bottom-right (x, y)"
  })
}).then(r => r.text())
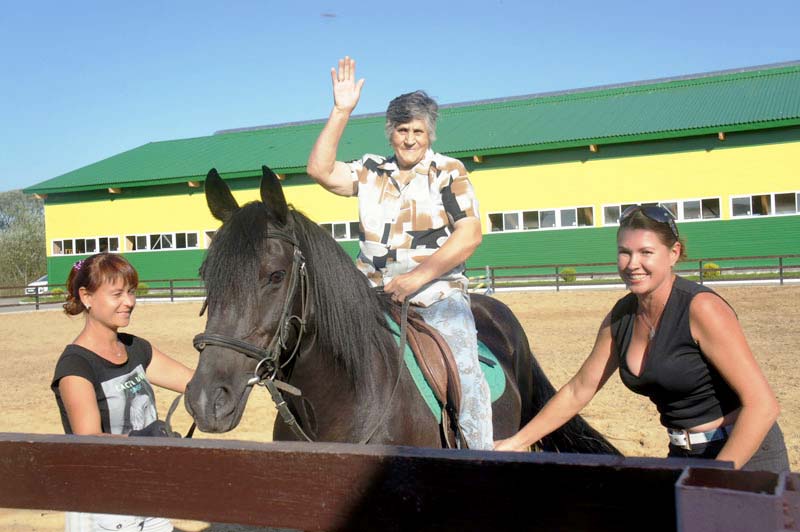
top-left (2, 0), bottom-right (799, 192)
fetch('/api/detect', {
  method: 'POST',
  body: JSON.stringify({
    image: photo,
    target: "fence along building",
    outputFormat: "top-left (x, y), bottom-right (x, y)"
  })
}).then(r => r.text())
top-left (26, 61), bottom-right (800, 286)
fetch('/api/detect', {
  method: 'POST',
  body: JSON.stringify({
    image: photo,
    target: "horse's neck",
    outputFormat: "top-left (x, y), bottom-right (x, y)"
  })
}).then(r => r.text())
top-left (284, 331), bottom-right (400, 442)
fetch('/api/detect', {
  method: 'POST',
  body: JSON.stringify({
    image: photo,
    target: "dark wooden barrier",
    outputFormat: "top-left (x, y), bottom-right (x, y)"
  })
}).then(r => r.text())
top-left (0, 433), bottom-right (706, 532)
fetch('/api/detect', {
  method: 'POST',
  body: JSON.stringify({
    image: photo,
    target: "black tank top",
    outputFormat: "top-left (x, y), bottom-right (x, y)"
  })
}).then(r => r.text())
top-left (610, 276), bottom-right (740, 429)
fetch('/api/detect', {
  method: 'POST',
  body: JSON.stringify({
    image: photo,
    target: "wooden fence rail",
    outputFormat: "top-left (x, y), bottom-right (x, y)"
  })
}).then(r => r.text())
top-left (3, 253), bottom-right (799, 310)
top-left (467, 253), bottom-right (800, 293)
top-left (1, 433), bottom-right (797, 531)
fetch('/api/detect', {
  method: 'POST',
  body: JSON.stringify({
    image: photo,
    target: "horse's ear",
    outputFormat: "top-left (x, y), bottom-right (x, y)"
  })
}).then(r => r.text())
top-left (260, 165), bottom-right (289, 225)
top-left (205, 168), bottom-right (239, 222)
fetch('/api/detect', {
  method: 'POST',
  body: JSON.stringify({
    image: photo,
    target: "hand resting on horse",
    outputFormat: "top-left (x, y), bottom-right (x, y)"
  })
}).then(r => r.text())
top-left (128, 419), bottom-right (181, 438)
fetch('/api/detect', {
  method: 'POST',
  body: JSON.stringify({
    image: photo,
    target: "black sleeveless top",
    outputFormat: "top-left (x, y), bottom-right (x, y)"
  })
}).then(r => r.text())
top-left (51, 333), bottom-right (158, 435)
top-left (610, 276), bottom-right (740, 429)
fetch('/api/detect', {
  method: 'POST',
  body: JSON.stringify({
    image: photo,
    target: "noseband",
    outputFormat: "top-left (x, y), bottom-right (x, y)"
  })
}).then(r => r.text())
top-left (193, 226), bottom-right (312, 440)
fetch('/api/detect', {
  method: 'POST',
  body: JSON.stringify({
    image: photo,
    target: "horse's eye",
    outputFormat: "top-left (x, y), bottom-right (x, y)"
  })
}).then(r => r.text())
top-left (269, 270), bottom-right (286, 284)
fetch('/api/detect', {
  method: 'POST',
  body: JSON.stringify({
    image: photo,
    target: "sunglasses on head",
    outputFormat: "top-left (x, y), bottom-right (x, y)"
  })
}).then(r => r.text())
top-left (620, 205), bottom-right (679, 240)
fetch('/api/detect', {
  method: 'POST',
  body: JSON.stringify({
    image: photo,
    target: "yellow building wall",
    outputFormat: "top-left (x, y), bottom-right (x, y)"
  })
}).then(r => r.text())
top-left (472, 140), bottom-right (800, 229)
top-left (44, 139), bottom-right (799, 254)
top-left (44, 181), bottom-right (359, 253)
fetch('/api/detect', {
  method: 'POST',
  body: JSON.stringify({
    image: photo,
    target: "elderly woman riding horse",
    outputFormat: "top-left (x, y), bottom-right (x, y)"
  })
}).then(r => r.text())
top-left (184, 166), bottom-right (617, 455)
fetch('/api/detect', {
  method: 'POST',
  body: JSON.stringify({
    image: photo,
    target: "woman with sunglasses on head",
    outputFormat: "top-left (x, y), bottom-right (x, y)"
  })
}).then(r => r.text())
top-left (52, 253), bottom-right (194, 532)
top-left (495, 206), bottom-right (789, 472)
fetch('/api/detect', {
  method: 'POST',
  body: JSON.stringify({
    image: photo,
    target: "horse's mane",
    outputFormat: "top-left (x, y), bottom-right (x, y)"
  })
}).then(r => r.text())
top-left (201, 201), bottom-right (396, 411)
top-left (287, 209), bottom-right (397, 395)
top-left (201, 202), bottom-right (270, 310)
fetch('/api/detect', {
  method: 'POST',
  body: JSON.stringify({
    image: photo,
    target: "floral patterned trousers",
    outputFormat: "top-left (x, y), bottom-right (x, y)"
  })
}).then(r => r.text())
top-left (415, 291), bottom-right (494, 449)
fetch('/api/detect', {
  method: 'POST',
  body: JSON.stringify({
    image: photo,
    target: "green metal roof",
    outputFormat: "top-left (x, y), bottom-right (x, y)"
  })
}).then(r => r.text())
top-left (26, 62), bottom-right (800, 195)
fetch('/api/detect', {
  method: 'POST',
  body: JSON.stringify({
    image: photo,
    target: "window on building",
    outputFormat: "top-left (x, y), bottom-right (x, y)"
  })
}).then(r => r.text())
top-left (320, 221), bottom-right (359, 241)
top-left (540, 210), bottom-right (556, 228)
top-left (522, 211), bottom-right (539, 230)
top-left (681, 198), bottom-right (720, 220)
top-left (126, 235), bottom-right (148, 251)
top-left (205, 231), bottom-right (216, 247)
top-left (488, 213), bottom-right (503, 232)
top-left (560, 208), bottom-right (576, 227)
top-left (683, 200), bottom-right (701, 220)
top-left (775, 193), bottom-right (797, 215)
top-left (732, 194), bottom-right (770, 217)
top-left (151, 234), bottom-right (174, 250)
top-left (488, 207), bottom-right (592, 231)
top-left (604, 201), bottom-right (678, 225)
top-left (660, 202), bottom-right (678, 219)
top-left (577, 207), bottom-right (594, 226)
top-left (732, 196), bottom-right (751, 217)
top-left (51, 236), bottom-right (119, 255)
top-left (333, 223), bottom-right (348, 240)
top-left (126, 232), bottom-right (198, 251)
top-left (753, 194), bottom-right (772, 216)
top-left (98, 237), bottom-right (119, 252)
top-left (732, 192), bottom-right (800, 218)
top-left (503, 212), bottom-right (519, 231)
top-left (701, 198), bottom-right (720, 219)
top-left (175, 232), bottom-right (199, 249)
top-left (603, 206), bottom-right (620, 225)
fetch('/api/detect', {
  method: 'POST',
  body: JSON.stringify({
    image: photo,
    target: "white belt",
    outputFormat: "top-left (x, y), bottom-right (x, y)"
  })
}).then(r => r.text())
top-left (667, 425), bottom-right (732, 450)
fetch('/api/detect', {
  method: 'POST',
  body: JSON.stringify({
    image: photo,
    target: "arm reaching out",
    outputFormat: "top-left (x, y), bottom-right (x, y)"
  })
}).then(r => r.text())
top-left (494, 314), bottom-right (619, 451)
top-left (307, 56), bottom-right (365, 196)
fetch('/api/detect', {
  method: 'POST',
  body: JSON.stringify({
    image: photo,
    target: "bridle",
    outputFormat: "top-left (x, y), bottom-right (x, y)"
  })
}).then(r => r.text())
top-left (192, 226), bottom-right (312, 441)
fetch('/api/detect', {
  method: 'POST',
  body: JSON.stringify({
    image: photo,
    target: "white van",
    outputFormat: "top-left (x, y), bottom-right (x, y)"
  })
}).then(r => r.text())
top-left (25, 275), bottom-right (48, 295)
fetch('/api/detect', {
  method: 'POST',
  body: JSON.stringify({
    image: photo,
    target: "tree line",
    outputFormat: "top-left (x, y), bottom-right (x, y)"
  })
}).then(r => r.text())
top-left (0, 190), bottom-right (46, 287)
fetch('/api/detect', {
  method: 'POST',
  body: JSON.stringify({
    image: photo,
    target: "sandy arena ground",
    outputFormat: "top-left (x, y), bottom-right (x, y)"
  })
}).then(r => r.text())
top-left (0, 285), bottom-right (797, 531)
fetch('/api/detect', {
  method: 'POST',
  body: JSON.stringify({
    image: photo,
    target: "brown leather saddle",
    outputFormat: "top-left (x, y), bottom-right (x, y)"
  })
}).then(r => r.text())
top-left (388, 303), bottom-right (466, 449)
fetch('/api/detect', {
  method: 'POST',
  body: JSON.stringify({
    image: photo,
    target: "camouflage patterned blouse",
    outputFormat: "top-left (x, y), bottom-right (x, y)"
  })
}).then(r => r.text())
top-left (347, 149), bottom-right (480, 307)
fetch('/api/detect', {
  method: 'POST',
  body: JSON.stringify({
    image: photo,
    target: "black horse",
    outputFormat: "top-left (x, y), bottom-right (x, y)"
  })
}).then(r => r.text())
top-left (185, 166), bottom-right (618, 454)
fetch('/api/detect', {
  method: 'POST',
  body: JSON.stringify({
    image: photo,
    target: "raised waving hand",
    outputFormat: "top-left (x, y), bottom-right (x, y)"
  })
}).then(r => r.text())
top-left (331, 56), bottom-right (365, 113)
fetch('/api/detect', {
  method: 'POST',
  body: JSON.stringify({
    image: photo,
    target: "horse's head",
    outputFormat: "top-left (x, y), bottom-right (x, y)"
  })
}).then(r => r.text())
top-left (185, 166), bottom-right (308, 433)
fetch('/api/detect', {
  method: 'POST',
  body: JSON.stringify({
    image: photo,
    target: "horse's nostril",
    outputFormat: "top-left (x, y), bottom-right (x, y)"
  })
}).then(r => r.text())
top-left (213, 386), bottom-right (235, 418)
top-left (183, 386), bottom-right (195, 417)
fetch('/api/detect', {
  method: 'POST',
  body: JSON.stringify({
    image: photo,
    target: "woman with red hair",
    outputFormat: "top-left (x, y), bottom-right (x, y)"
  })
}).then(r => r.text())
top-left (52, 252), bottom-right (193, 532)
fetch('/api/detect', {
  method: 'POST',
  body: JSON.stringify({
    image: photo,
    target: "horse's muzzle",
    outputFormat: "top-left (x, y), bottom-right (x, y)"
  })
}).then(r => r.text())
top-left (184, 375), bottom-right (253, 433)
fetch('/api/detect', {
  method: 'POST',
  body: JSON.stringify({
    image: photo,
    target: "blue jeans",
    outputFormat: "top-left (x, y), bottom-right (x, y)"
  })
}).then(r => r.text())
top-left (415, 291), bottom-right (493, 449)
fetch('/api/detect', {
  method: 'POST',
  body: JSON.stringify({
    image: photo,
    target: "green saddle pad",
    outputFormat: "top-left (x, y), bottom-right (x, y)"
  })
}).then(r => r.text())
top-left (385, 315), bottom-right (506, 422)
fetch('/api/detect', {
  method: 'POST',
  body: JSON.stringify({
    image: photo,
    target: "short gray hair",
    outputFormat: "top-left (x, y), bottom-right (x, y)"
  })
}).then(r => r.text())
top-left (384, 90), bottom-right (439, 142)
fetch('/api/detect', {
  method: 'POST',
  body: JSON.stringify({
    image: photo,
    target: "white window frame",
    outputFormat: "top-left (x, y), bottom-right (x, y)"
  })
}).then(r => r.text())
top-left (174, 231), bottom-right (200, 249)
top-left (680, 197), bottom-right (721, 222)
top-left (603, 198), bottom-right (718, 225)
top-left (204, 230), bottom-right (217, 248)
top-left (320, 220), bottom-right (359, 241)
top-left (731, 191), bottom-right (800, 218)
top-left (488, 206), bottom-right (595, 232)
top-left (601, 202), bottom-right (657, 225)
top-left (125, 232), bottom-right (199, 252)
top-left (50, 235), bottom-right (120, 256)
